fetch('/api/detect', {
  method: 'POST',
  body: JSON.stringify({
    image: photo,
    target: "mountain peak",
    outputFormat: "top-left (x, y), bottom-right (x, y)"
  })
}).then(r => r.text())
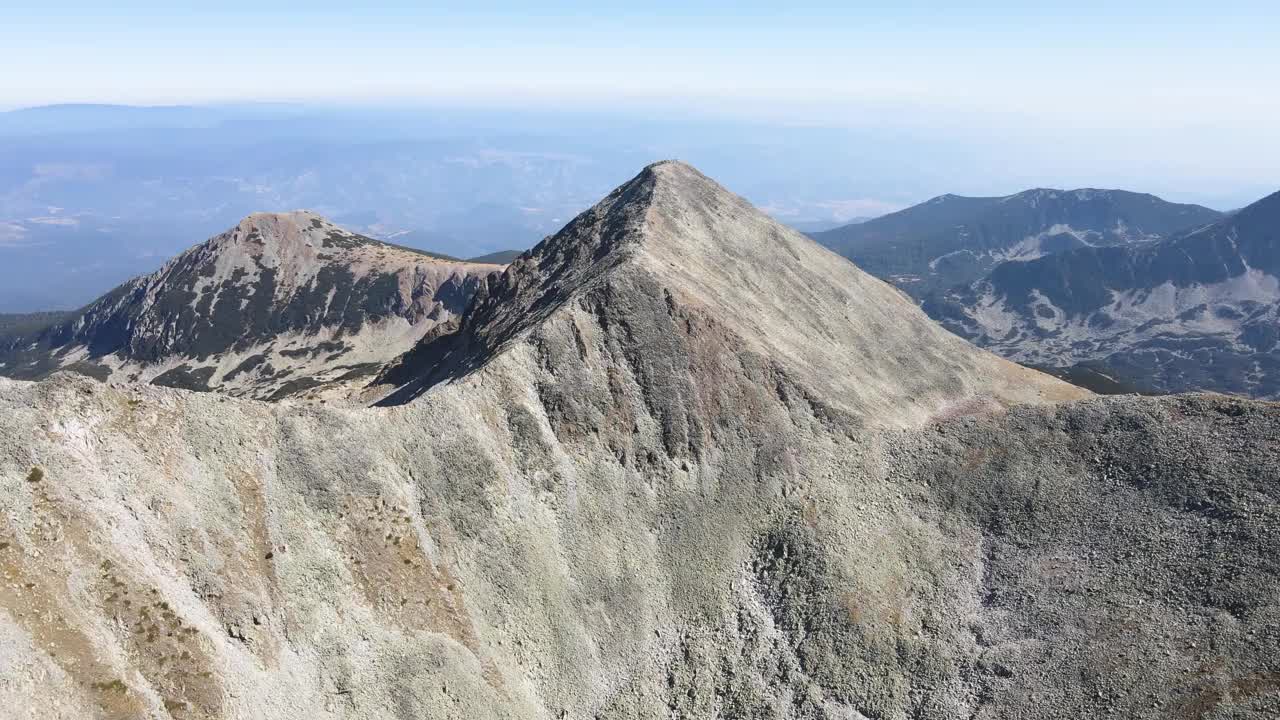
top-left (642, 158), bottom-right (689, 172)
top-left (620, 159), bottom-right (742, 219)
top-left (644, 158), bottom-right (748, 207)
top-left (1004, 188), bottom-right (1064, 204)
top-left (0, 211), bottom-right (503, 400)
top-left (218, 210), bottom-right (363, 254)
top-left (236, 209), bottom-right (325, 232)
top-left (1006, 187), bottom-right (1143, 202)
top-left (379, 162), bottom-right (1082, 416)
top-left (461, 158), bottom-right (745, 291)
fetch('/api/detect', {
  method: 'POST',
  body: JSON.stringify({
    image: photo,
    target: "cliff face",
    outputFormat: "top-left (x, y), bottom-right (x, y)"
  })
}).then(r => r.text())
top-left (1, 163), bottom-right (1277, 720)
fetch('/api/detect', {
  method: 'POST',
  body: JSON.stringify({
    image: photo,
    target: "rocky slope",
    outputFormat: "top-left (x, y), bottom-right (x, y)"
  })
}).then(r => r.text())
top-left (1, 162), bottom-right (1277, 720)
top-left (0, 212), bottom-right (504, 400)
top-left (812, 189), bottom-right (1221, 298)
top-left (929, 189), bottom-right (1280, 397)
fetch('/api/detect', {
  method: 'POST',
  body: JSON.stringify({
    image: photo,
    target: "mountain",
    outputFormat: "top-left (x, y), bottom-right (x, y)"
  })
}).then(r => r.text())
top-left (375, 161), bottom-right (1079, 415)
top-left (0, 211), bottom-right (504, 400)
top-left (929, 189), bottom-right (1280, 397)
top-left (812, 188), bottom-right (1223, 297)
top-left (2, 162), bottom-right (1277, 720)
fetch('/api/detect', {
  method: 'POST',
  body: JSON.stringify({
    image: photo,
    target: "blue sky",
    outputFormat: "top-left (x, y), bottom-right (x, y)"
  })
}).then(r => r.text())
top-left (5, 2), bottom-right (1276, 115)
top-left (3, 1), bottom-right (1277, 202)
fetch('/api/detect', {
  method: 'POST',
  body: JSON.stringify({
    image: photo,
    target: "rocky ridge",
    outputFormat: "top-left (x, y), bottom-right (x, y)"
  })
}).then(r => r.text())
top-left (0, 162), bottom-right (1277, 720)
top-left (812, 188), bottom-right (1221, 298)
top-left (0, 211), bottom-right (504, 400)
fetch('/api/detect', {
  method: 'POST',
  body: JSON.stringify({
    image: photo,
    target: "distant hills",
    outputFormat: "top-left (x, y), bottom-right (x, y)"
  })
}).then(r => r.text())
top-left (0, 103), bottom-right (224, 134)
top-left (805, 184), bottom-right (1280, 397)
top-left (812, 189), bottom-right (1222, 297)
top-left (928, 189), bottom-right (1280, 397)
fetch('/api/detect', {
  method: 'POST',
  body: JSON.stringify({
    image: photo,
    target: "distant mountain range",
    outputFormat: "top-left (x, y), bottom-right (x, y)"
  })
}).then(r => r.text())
top-left (805, 184), bottom-right (1280, 398)
top-left (928, 189), bottom-right (1280, 397)
top-left (812, 189), bottom-right (1222, 297)
top-left (0, 212), bottom-right (505, 400)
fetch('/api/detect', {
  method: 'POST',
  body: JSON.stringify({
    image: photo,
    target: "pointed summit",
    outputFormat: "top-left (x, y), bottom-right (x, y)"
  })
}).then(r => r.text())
top-left (378, 162), bottom-right (1084, 421)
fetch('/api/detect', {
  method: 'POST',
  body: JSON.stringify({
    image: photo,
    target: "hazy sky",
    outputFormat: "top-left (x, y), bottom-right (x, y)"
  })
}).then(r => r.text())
top-left (3, 1), bottom-right (1277, 203)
